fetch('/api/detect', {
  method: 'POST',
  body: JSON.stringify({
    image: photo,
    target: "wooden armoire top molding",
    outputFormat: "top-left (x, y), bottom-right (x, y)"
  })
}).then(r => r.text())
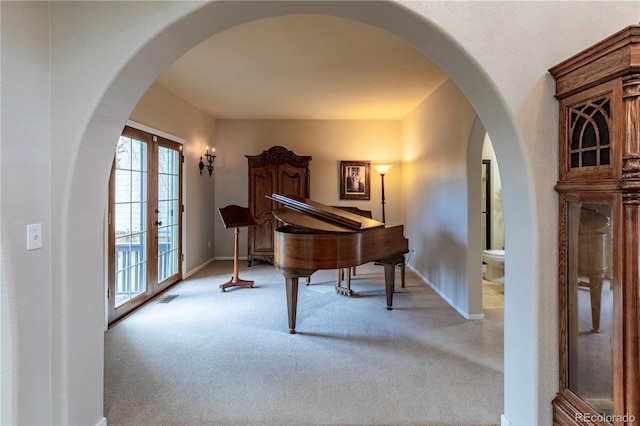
top-left (246, 145), bottom-right (312, 168)
top-left (549, 25), bottom-right (640, 99)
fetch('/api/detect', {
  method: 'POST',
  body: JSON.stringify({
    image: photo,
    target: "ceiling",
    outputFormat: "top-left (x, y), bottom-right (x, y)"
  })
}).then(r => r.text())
top-left (156, 14), bottom-right (448, 120)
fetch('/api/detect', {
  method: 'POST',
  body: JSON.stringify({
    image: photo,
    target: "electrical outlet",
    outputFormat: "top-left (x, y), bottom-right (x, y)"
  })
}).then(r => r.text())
top-left (208, 241), bottom-right (211, 248)
top-left (27, 223), bottom-right (43, 251)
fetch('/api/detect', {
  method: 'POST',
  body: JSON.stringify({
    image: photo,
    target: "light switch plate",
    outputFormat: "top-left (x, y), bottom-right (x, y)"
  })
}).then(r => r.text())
top-left (27, 223), bottom-right (43, 251)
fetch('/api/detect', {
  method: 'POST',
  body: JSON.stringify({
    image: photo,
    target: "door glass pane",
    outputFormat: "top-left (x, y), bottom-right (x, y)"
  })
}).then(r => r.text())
top-left (567, 202), bottom-right (613, 416)
top-left (114, 136), bottom-right (147, 307)
top-left (157, 145), bottom-right (179, 282)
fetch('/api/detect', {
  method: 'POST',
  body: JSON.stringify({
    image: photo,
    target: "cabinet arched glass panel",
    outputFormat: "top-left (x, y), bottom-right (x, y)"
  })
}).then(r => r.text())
top-left (569, 97), bottom-right (611, 170)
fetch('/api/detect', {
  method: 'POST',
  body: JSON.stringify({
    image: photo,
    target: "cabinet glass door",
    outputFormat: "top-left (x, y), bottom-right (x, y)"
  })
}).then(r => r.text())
top-left (566, 201), bottom-right (614, 416)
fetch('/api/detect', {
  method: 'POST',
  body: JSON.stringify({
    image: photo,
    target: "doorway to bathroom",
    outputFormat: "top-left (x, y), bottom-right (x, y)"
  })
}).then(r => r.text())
top-left (482, 159), bottom-right (491, 250)
top-left (482, 134), bottom-right (504, 310)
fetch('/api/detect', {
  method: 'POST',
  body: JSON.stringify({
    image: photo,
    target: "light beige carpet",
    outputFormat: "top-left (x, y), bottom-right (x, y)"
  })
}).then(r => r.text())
top-left (104, 261), bottom-right (504, 425)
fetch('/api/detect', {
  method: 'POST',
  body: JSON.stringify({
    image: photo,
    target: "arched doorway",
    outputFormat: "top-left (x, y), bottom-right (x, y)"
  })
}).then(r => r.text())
top-left (54, 1), bottom-right (539, 424)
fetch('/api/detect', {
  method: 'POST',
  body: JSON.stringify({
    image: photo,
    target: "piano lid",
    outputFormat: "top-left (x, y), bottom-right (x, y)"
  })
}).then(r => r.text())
top-left (268, 193), bottom-right (385, 232)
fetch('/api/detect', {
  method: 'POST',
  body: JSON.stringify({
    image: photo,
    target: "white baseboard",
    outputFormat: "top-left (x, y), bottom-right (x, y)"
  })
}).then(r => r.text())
top-left (96, 417), bottom-right (107, 426)
top-left (214, 256), bottom-right (248, 261)
top-left (185, 257), bottom-right (216, 278)
top-left (500, 414), bottom-right (512, 426)
top-left (185, 256), bottom-right (251, 278)
top-left (406, 264), bottom-right (484, 320)
top-left (466, 312), bottom-right (486, 320)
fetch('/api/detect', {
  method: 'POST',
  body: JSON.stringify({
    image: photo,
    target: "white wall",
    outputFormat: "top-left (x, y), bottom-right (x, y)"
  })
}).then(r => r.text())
top-left (129, 82), bottom-right (218, 274)
top-left (2, 1), bottom-right (638, 425)
top-left (213, 119), bottom-right (402, 258)
top-left (1, 2), bottom-right (52, 424)
top-left (401, 79), bottom-right (480, 317)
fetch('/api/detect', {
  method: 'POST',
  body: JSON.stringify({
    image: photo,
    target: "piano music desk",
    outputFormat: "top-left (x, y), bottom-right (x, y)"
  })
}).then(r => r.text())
top-left (217, 205), bottom-right (257, 292)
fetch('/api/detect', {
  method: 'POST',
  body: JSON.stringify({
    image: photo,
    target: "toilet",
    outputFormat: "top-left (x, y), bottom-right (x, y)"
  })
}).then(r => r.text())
top-left (482, 249), bottom-right (505, 283)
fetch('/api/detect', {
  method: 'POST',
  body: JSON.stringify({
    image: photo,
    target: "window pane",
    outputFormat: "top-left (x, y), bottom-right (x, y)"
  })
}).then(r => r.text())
top-left (131, 139), bottom-right (146, 172)
top-left (157, 144), bottom-right (180, 282)
top-left (582, 150), bottom-right (597, 167)
top-left (116, 137), bottom-right (131, 169)
top-left (114, 135), bottom-right (148, 308)
top-left (114, 204), bottom-right (131, 236)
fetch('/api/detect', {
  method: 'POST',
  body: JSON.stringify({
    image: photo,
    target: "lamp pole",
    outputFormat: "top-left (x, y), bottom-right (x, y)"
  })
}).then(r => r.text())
top-left (380, 172), bottom-right (387, 224)
top-left (374, 165), bottom-right (392, 224)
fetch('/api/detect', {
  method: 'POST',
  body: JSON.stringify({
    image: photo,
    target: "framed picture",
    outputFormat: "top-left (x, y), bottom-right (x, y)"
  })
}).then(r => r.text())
top-left (339, 161), bottom-right (370, 200)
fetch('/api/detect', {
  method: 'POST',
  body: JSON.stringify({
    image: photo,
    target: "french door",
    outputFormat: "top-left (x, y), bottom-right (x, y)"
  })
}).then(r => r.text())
top-left (108, 126), bottom-right (183, 324)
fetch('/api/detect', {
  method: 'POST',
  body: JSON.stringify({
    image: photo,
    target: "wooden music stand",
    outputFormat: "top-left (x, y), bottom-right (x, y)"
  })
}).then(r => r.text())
top-left (217, 205), bottom-right (257, 292)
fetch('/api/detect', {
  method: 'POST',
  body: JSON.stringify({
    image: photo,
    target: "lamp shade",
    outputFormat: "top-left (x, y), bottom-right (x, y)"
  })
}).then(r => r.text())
top-left (374, 164), bottom-right (392, 175)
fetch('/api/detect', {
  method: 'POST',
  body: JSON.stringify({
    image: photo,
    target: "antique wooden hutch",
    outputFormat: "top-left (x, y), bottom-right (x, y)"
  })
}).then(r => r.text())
top-left (549, 26), bottom-right (640, 425)
top-left (246, 146), bottom-right (311, 265)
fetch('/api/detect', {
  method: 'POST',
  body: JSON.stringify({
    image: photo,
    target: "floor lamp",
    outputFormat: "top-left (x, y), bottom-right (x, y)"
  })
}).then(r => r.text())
top-left (374, 164), bottom-right (392, 223)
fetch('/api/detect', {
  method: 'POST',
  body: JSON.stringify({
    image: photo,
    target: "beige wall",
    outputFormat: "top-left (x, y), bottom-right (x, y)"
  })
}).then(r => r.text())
top-left (401, 79), bottom-right (481, 317)
top-left (213, 119), bottom-right (402, 258)
top-left (130, 83), bottom-right (218, 274)
top-left (131, 76), bottom-right (486, 321)
top-left (127, 89), bottom-right (403, 262)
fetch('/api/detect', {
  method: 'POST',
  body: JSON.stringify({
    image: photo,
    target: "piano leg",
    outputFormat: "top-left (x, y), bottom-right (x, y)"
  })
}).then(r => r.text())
top-left (383, 263), bottom-right (395, 310)
top-left (589, 276), bottom-right (603, 332)
top-left (285, 277), bottom-right (299, 334)
top-left (380, 253), bottom-right (406, 309)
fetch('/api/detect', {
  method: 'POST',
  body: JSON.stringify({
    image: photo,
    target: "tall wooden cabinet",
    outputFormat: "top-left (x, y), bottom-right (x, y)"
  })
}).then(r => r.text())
top-left (246, 146), bottom-right (311, 265)
top-left (549, 26), bottom-right (640, 425)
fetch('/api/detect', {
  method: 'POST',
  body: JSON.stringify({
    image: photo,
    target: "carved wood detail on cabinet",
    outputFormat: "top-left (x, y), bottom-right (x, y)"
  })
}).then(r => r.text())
top-left (246, 146), bottom-right (311, 266)
top-left (550, 25), bottom-right (640, 425)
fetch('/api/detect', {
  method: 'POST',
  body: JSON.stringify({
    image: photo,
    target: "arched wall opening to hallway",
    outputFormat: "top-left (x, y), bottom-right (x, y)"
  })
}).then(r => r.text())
top-left (51, 1), bottom-right (542, 424)
top-left (467, 117), bottom-right (491, 317)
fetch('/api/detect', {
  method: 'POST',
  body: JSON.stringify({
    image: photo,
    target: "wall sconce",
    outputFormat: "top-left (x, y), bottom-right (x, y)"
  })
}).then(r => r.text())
top-left (374, 164), bottom-right (392, 223)
top-left (199, 147), bottom-right (216, 176)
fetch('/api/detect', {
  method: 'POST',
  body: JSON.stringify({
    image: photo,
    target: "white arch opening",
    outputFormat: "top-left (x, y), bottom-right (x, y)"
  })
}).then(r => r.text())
top-left (53, 1), bottom-right (540, 424)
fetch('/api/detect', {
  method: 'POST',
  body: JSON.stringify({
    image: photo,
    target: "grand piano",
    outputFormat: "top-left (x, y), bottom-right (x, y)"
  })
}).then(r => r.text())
top-left (269, 193), bottom-right (409, 333)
